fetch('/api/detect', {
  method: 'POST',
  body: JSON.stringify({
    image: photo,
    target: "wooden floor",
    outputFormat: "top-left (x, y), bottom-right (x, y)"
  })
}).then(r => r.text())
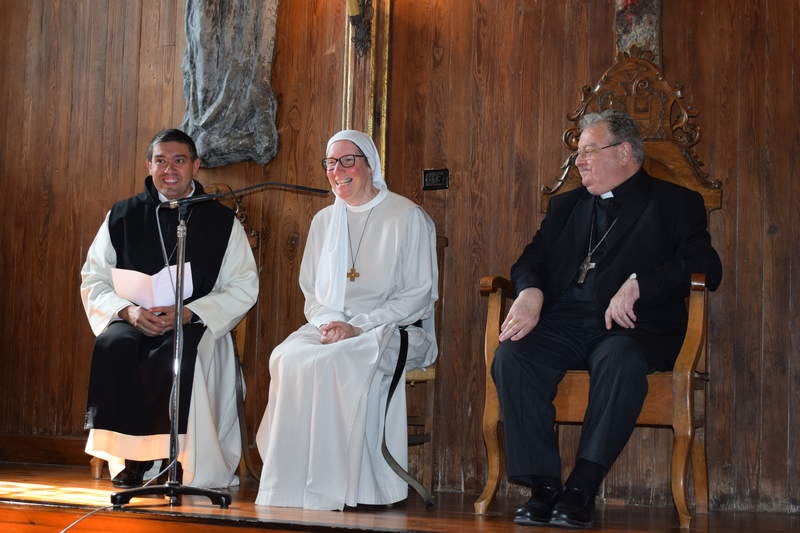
top-left (0, 463), bottom-right (798, 532)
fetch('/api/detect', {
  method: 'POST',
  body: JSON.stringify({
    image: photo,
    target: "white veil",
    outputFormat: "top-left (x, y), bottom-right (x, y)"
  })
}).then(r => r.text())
top-left (314, 130), bottom-right (388, 312)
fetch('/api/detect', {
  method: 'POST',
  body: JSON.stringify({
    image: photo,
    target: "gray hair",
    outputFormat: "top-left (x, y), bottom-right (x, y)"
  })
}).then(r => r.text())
top-left (579, 109), bottom-right (645, 164)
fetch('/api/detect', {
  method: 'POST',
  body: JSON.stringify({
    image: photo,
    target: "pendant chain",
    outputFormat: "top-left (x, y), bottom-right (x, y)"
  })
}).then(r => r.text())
top-left (576, 210), bottom-right (617, 285)
top-left (586, 217), bottom-right (617, 258)
top-left (346, 208), bottom-right (374, 281)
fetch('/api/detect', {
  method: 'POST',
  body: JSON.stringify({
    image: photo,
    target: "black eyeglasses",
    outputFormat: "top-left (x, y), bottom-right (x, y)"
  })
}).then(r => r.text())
top-left (576, 141), bottom-right (622, 159)
top-left (321, 154), bottom-right (366, 171)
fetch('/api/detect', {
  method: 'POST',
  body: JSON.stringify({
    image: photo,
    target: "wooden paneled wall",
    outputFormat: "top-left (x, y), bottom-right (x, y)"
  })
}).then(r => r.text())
top-left (0, 0), bottom-right (344, 457)
top-left (0, 0), bottom-right (798, 515)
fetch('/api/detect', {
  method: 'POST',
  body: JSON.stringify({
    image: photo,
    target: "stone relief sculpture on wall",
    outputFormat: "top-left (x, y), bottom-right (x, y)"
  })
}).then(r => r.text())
top-left (181, 0), bottom-right (280, 168)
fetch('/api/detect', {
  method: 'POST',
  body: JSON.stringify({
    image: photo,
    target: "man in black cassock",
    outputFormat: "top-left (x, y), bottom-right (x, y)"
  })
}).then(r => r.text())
top-left (493, 110), bottom-right (721, 528)
top-left (81, 129), bottom-right (258, 488)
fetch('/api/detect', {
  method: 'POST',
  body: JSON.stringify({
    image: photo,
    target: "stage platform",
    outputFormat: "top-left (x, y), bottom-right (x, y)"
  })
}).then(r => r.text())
top-left (1, 463), bottom-right (797, 532)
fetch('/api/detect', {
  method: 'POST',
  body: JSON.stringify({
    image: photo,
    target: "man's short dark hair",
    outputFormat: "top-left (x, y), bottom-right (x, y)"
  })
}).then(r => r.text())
top-left (146, 129), bottom-right (199, 161)
top-left (579, 109), bottom-right (645, 164)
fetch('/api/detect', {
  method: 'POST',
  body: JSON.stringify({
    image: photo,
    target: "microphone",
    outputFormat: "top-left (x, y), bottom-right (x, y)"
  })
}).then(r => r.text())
top-left (158, 181), bottom-right (329, 210)
top-left (159, 192), bottom-right (220, 210)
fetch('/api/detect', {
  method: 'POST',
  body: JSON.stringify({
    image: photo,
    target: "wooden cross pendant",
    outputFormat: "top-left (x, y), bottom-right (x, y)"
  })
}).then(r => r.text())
top-left (577, 255), bottom-right (595, 284)
top-left (347, 266), bottom-right (360, 282)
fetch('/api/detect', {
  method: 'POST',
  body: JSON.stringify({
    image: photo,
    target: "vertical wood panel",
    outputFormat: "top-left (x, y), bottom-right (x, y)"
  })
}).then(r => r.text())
top-left (0, 0), bottom-right (33, 435)
top-left (663, 0), bottom-right (741, 508)
top-left (759, 0), bottom-right (793, 511)
top-left (57, 0), bottom-right (106, 432)
top-left (731, 1), bottom-right (767, 511)
top-left (30, 0), bottom-right (77, 434)
top-left (789, 4), bottom-right (800, 513)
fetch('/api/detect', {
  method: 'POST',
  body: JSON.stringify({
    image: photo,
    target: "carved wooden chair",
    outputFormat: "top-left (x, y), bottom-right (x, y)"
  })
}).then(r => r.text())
top-left (90, 183), bottom-right (261, 482)
top-left (405, 234), bottom-right (447, 492)
top-left (473, 49), bottom-right (721, 529)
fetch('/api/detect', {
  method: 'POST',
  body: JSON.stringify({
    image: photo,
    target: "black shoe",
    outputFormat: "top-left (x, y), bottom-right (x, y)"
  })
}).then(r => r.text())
top-left (513, 483), bottom-right (562, 526)
top-left (550, 487), bottom-right (595, 529)
top-left (156, 460), bottom-right (183, 485)
top-left (111, 460), bottom-right (154, 488)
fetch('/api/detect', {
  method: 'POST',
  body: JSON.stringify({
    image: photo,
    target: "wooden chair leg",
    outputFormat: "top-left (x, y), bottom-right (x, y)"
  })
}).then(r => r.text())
top-left (671, 428), bottom-right (692, 529)
top-left (691, 425), bottom-right (709, 514)
top-left (421, 380), bottom-right (435, 491)
top-left (474, 380), bottom-right (502, 515)
top-left (89, 456), bottom-right (105, 480)
top-left (239, 444), bottom-right (260, 481)
top-left (235, 363), bottom-right (260, 481)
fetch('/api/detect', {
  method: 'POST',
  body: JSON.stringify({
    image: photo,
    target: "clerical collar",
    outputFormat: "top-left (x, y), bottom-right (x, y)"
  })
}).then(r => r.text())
top-left (157, 180), bottom-right (196, 203)
top-left (602, 169), bottom-right (644, 200)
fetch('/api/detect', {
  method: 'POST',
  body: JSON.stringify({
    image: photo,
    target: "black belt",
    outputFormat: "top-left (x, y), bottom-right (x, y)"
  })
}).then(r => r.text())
top-left (381, 320), bottom-right (434, 507)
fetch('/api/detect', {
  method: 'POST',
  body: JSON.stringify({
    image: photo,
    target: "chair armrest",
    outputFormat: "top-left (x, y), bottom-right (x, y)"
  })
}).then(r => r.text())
top-left (672, 273), bottom-right (708, 376)
top-left (479, 275), bottom-right (512, 428)
top-left (406, 366), bottom-right (436, 383)
top-left (480, 275), bottom-right (513, 296)
top-left (480, 275), bottom-right (512, 367)
top-left (232, 316), bottom-right (247, 364)
top-left (476, 275), bottom-right (513, 512)
top-left (671, 273), bottom-right (708, 425)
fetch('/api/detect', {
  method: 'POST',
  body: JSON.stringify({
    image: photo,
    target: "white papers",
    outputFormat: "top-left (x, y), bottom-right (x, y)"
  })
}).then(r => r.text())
top-left (111, 263), bottom-right (194, 309)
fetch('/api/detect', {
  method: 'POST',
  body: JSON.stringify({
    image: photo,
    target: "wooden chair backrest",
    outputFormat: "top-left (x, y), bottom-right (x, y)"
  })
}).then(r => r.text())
top-left (205, 181), bottom-right (260, 355)
top-left (206, 182), bottom-right (260, 250)
top-left (542, 47), bottom-right (722, 213)
top-left (406, 234), bottom-right (448, 382)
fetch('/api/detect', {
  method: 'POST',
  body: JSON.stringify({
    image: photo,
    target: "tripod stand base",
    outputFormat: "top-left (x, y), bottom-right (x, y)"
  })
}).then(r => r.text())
top-left (111, 482), bottom-right (231, 508)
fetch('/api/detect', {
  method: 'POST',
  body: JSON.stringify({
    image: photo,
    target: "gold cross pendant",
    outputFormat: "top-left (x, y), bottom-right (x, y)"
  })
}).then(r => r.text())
top-left (347, 266), bottom-right (360, 281)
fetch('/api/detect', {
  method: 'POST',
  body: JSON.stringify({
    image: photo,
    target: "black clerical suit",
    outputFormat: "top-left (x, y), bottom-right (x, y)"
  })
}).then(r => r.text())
top-left (492, 169), bottom-right (721, 487)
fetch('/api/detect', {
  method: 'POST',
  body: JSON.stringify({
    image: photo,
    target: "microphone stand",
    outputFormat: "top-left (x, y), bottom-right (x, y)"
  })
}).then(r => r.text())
top-left (111, 181), bottom-right (328, 509)
top-left (111, 201), bottom-right (230, 508)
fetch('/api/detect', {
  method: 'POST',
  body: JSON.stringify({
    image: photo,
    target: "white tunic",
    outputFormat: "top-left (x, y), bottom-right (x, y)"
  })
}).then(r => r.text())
top-left (255, 192), bottom-right (438, 509)
top-left (80, 213), bottom-right (259, 488)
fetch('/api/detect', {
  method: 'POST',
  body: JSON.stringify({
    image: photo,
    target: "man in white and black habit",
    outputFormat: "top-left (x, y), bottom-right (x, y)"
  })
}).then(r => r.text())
top-left (80, 128), bottom-right (258, 489)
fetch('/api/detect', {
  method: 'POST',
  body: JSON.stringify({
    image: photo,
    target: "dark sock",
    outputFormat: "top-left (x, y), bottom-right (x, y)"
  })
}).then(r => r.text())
top-left (532, 475), bottom-right (562, 491)
top-left (510, 474), bottom-right (562, 490)
top-left (565, 459), bottom-right (607, 497)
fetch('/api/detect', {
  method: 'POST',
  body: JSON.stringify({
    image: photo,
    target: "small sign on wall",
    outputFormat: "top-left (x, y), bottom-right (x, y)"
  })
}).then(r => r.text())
top-left (422, 168), bottom-right (449, 191)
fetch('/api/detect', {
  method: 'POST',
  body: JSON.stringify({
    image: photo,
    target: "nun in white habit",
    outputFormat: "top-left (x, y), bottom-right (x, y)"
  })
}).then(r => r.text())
top-left (254, 130), bottom-right (438, 510)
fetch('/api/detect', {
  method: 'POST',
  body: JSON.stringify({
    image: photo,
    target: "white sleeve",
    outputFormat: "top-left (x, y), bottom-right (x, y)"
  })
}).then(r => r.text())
top-left (80, 212), bottom-right (134, 336)
top-left (347, 207), bottom-right (437, 332)
top-left (186, 219), bottom-right (259, 339)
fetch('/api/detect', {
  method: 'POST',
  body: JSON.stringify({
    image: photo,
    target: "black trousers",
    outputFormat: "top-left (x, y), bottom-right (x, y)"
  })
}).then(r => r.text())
top-left (491, 310), bottom-right (658, 486)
